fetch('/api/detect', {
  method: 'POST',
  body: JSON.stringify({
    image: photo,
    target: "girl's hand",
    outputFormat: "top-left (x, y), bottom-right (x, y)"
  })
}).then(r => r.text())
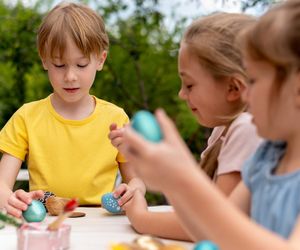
top-left (123, 189), bottom-right (148, 227)
top-left (123, 109), bottom-right (198, 192)
top-left (109, 123), bottom-right (127, 155)
top-left (113, 183), bottom-right (134, 207)
top-left (6, 189), bottom-right (44, 218)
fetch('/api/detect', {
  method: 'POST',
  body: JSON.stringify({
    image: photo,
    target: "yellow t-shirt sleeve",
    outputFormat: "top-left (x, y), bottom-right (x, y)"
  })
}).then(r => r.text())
top-left (116, 115), bottom-right (130, 163)
top-left (0, 106), bottom-right (28, 160)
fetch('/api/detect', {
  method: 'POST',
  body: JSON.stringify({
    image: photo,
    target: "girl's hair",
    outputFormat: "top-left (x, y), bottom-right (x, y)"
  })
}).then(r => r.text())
top-left (239, 0), bottom-right (300, 94)
top-left (183, 13), bottom-right (255, 178)
top-left (37, 2), bottom-right (109, 60)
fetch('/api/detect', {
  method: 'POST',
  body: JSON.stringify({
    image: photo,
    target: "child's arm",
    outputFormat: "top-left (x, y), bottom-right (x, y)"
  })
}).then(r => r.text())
top-left (122, 109), bottom-right (299, 249)
top-left (215, 172), bottom-right (241, 196)
top-left (115, 162), bottom-right (146, 207)
top-left (0, 153), bottom-right (22, 208)
top-left (123, 189), bottom-right (194, 241)
top-left (0, 153), bottom-right (43, 217)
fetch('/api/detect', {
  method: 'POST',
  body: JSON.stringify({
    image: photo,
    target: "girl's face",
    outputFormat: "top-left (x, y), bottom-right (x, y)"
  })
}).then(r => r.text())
top-left (178, 43), bottom-right (232, 128)
top-left (243, 57), bottom-right (296, 140)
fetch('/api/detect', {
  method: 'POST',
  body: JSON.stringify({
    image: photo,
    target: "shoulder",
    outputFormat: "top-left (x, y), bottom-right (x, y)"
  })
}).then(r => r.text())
top-left (242, 141), bottom-right (285, 190)
top-left (11, 98), bottom-right (48, 120)
top-left (223, 112), bottom-right (261, 146)
top-left (94, 97), bottom-right (129, 121)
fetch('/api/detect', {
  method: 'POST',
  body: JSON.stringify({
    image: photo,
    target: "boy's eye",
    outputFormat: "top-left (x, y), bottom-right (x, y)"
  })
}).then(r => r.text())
top-left (77, 64), bottom-right (88, 68)
top-left (53, 64), bottom-right (65, 68)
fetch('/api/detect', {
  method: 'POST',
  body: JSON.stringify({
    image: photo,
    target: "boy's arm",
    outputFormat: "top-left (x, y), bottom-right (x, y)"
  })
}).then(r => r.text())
top-left (0, 153), bottom-right (22, 208)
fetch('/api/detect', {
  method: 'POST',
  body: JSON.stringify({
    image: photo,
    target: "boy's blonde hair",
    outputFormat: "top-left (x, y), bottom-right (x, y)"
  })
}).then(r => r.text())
top-left (240, 0), bottom-right (300, 91)
top-left (37, 2), bottom-right (109, 60)
top-left (183, 13), bottom-right (255, 178)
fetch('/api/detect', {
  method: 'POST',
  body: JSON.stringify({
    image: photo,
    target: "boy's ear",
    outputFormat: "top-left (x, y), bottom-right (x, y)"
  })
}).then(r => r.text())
top-left (226, 76), bottom-right (246, 102)
top-left (97, 51), bottom-right (107, 71)
top-left (41, 59), bottom-right (48, 70)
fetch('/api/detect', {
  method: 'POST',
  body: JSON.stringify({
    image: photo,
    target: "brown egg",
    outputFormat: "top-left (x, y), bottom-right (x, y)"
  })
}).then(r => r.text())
top-left (133, 235), bottom-right (164, 250)
top-left (45, 196), bottom-right (71, 216)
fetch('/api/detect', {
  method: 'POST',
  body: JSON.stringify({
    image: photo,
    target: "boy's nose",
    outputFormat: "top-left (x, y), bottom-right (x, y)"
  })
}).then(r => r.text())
top-left (64, 67), bottom-right (77, 82)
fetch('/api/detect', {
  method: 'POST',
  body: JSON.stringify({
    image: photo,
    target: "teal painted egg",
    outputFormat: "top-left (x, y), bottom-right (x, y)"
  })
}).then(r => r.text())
top-left (194, 241), bottom-right (219, 250)
top-left (131, 110), bottom-right (162, 143)
top-left (101, 192), bottom-right (122, 214)
top-left (22, 200), bottom-right (46, 222)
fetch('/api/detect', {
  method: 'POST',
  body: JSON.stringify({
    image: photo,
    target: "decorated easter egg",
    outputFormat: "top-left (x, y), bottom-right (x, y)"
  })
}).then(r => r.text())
top-left (101, 192), bottom-right (122, 214)
top-left (131, 110), bottom-right (162, 143)
top-left (194, 241), bottom-right (219, 250)
top-left (22, 200), bottom-right (46, 222)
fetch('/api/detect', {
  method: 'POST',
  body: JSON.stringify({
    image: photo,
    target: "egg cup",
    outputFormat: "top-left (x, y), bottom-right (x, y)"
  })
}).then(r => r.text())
top-left (17, 223), bottom-right (71, 250)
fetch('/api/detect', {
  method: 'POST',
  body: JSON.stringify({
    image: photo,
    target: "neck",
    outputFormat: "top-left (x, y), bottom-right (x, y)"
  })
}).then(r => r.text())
top-left (50, 94), bottom-right (95, 120)
top-left (276, 134), bottom-right (300, 174)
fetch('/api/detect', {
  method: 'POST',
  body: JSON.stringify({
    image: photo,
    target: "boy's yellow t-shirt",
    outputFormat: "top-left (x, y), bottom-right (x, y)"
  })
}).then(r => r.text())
top-left (0, 95), bottom-right (129, 205)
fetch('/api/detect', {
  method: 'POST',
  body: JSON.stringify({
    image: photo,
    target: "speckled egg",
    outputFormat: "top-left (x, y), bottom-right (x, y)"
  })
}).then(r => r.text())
top-left (131, 110), bottom-right (162, 143)
top-left (22, 200), bottom-right (46, 222)
top-left (101, 192), bottom-right (122, 214)
top-left (193, 241), bottom-right (219, 250)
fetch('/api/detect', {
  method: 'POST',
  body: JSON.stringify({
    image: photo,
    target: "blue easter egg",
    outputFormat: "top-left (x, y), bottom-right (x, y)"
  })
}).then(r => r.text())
top-left (101, 192), bottom-right (122, 214)
top-left (194, 241), bottom-right (219, 250)
top-left (22, 200), bottom-right (46, 222)
top-left (131, 110), bottom-right (162, 143)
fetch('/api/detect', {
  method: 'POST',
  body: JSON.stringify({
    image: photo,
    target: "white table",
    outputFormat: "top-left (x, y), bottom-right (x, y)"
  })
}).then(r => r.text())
top-left (0, 206), bottom-right (194, 249)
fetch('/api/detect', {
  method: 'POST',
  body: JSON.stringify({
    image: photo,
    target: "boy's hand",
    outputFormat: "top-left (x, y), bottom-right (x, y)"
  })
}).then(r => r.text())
top-left (113, 183), bottom-right (134, 207)
top-left (6, 189), bottom-right (44, 218)
top-left (109, 123), bottom-right (127, 154)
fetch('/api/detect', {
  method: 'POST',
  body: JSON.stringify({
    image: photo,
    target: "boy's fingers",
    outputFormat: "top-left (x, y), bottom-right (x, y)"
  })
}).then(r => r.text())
top-left (30, 190), bottom-right (44, 200)
top-left (8, 196), bottom-right (27, 211)
top-left (109, 123), bottom-right (118, 131)
top-left (14, 190), bottom-right (31, 204)
top-left (6, 204), bottom-right (22, 218)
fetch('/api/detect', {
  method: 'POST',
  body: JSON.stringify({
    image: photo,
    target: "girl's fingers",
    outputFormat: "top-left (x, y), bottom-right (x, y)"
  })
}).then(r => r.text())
top-left (123, 127), bottom-right (152, 158)
top-left (118, 190), bottom-right (133, 206)
top-left (155, 109), bottom-right (182, 143)
top-left (113, 184), bottom-right (127, 198)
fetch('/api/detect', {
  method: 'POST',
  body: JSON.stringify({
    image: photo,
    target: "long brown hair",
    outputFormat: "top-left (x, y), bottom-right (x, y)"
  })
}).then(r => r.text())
top-left (239, 0), bottom-right (300, 104)
top-left (183, 13), bottom-right (255, 178)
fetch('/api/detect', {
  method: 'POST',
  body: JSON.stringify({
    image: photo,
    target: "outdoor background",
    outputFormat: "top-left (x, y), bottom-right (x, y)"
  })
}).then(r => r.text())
top-left (0, 0), bottom-right (277, 205)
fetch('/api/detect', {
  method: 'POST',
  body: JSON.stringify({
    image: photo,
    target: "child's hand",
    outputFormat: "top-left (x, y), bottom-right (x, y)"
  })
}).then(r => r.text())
top-left (113, 183), bottom-right (134, 207)
top-left (109, 123), bottom-right (127, 154)
top-left (122, 189), bottom-right (148, 226)
top-left (123, 109), bottom-right (198, 192)
top-left (6, 189), bottom-right (44, 218)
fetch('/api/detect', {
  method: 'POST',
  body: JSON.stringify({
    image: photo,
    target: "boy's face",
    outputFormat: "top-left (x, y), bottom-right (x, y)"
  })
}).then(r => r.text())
top-left (42, 36), bottom-right (106, 105)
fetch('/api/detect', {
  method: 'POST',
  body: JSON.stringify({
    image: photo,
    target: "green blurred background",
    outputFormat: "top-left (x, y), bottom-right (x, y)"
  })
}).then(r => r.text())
top-left (0, 0), bottom-right (276, 205)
